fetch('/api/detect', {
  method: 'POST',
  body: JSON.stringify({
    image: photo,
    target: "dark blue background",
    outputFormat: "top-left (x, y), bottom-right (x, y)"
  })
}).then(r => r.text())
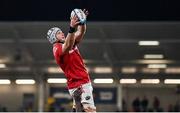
top-left (93, 87), bottom-right (117, 104)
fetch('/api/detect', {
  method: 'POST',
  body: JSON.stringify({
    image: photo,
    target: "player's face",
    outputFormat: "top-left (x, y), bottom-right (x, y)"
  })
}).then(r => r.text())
top-left (56, 31), bottom-right (65, 43)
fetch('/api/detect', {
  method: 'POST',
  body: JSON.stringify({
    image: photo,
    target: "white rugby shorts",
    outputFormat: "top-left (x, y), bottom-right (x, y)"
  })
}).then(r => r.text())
top-left (69, 82), bottom-right (96, 109)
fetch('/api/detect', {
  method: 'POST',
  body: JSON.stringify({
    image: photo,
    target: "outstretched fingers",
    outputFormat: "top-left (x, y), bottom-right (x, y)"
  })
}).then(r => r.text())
top-left (83, 9), bottom-right (89, 16)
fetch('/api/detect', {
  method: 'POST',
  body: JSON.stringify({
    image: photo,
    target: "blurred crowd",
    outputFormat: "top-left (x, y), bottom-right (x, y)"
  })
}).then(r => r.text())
top-left (121, 96), bottom-right (180, 112)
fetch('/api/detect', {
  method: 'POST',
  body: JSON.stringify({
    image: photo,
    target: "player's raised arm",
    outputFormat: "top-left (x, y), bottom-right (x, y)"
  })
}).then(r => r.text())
top-left (74, 24), bottom-right (86, 44)
top-left (62, 15), bottom-right (80, 54)
top-left (74, 9), bottom-right (89, 44)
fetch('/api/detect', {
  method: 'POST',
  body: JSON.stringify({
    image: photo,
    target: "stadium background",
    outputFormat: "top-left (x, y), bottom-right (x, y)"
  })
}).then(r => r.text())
top-left (0, 0), bottom-right (180, 112)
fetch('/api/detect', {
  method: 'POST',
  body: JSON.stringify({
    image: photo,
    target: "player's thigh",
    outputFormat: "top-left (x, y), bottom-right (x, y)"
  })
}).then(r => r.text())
top-left (81, 83), bottom-right (96, 112)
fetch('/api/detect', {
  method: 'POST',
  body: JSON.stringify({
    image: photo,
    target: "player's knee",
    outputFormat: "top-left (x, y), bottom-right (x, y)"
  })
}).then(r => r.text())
top-left (72, 107), bottom-right (76, 112)
top-left (83, 104), bottom-right (96, 113)
top-left (84, 107), bottom-right (96, 113)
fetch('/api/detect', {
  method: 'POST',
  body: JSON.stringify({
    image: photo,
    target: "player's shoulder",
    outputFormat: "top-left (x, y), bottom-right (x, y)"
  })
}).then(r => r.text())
top-left (53, 43), bottom-right (62, 48)
top-left (53, 43), bottom-right (62, 53)
top-left (53, 43), bottom-right (63, 50)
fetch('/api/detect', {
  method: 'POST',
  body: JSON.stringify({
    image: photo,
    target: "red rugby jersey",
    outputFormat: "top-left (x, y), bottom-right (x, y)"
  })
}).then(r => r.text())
top-left (53, 43), bottom-right (90, 89)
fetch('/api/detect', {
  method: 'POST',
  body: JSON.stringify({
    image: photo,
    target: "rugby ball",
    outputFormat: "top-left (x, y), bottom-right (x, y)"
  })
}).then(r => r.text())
top-left (71, 9), bottom-right (86, 24)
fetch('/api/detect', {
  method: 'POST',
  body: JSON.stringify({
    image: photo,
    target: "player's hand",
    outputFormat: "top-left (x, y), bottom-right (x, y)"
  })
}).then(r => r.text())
top-left (83, 9), bottom-right (89, 18)
top-left (70, 15), bottom-right (80, 28)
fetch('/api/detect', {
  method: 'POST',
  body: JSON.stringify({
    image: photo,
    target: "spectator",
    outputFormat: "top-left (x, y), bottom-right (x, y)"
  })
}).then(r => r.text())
top-left (122, 99), bottom-right (128, 112)
top-left (141, 96), bottom-right (149, 111)
top-left (132, 97), bottom-right (141, 112)
top-left (49, 103), bottom-right (55, 112)
top-left (168, 104), bottom-right (173, 112)
top-left (2, 107), bottom-right (7, 112)
top-left (0, 105), bottom-right (1, 112)
top-left (153, 96), bottom-right (160, 111)
top-left (174, 101), bottom-right (180, 112)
